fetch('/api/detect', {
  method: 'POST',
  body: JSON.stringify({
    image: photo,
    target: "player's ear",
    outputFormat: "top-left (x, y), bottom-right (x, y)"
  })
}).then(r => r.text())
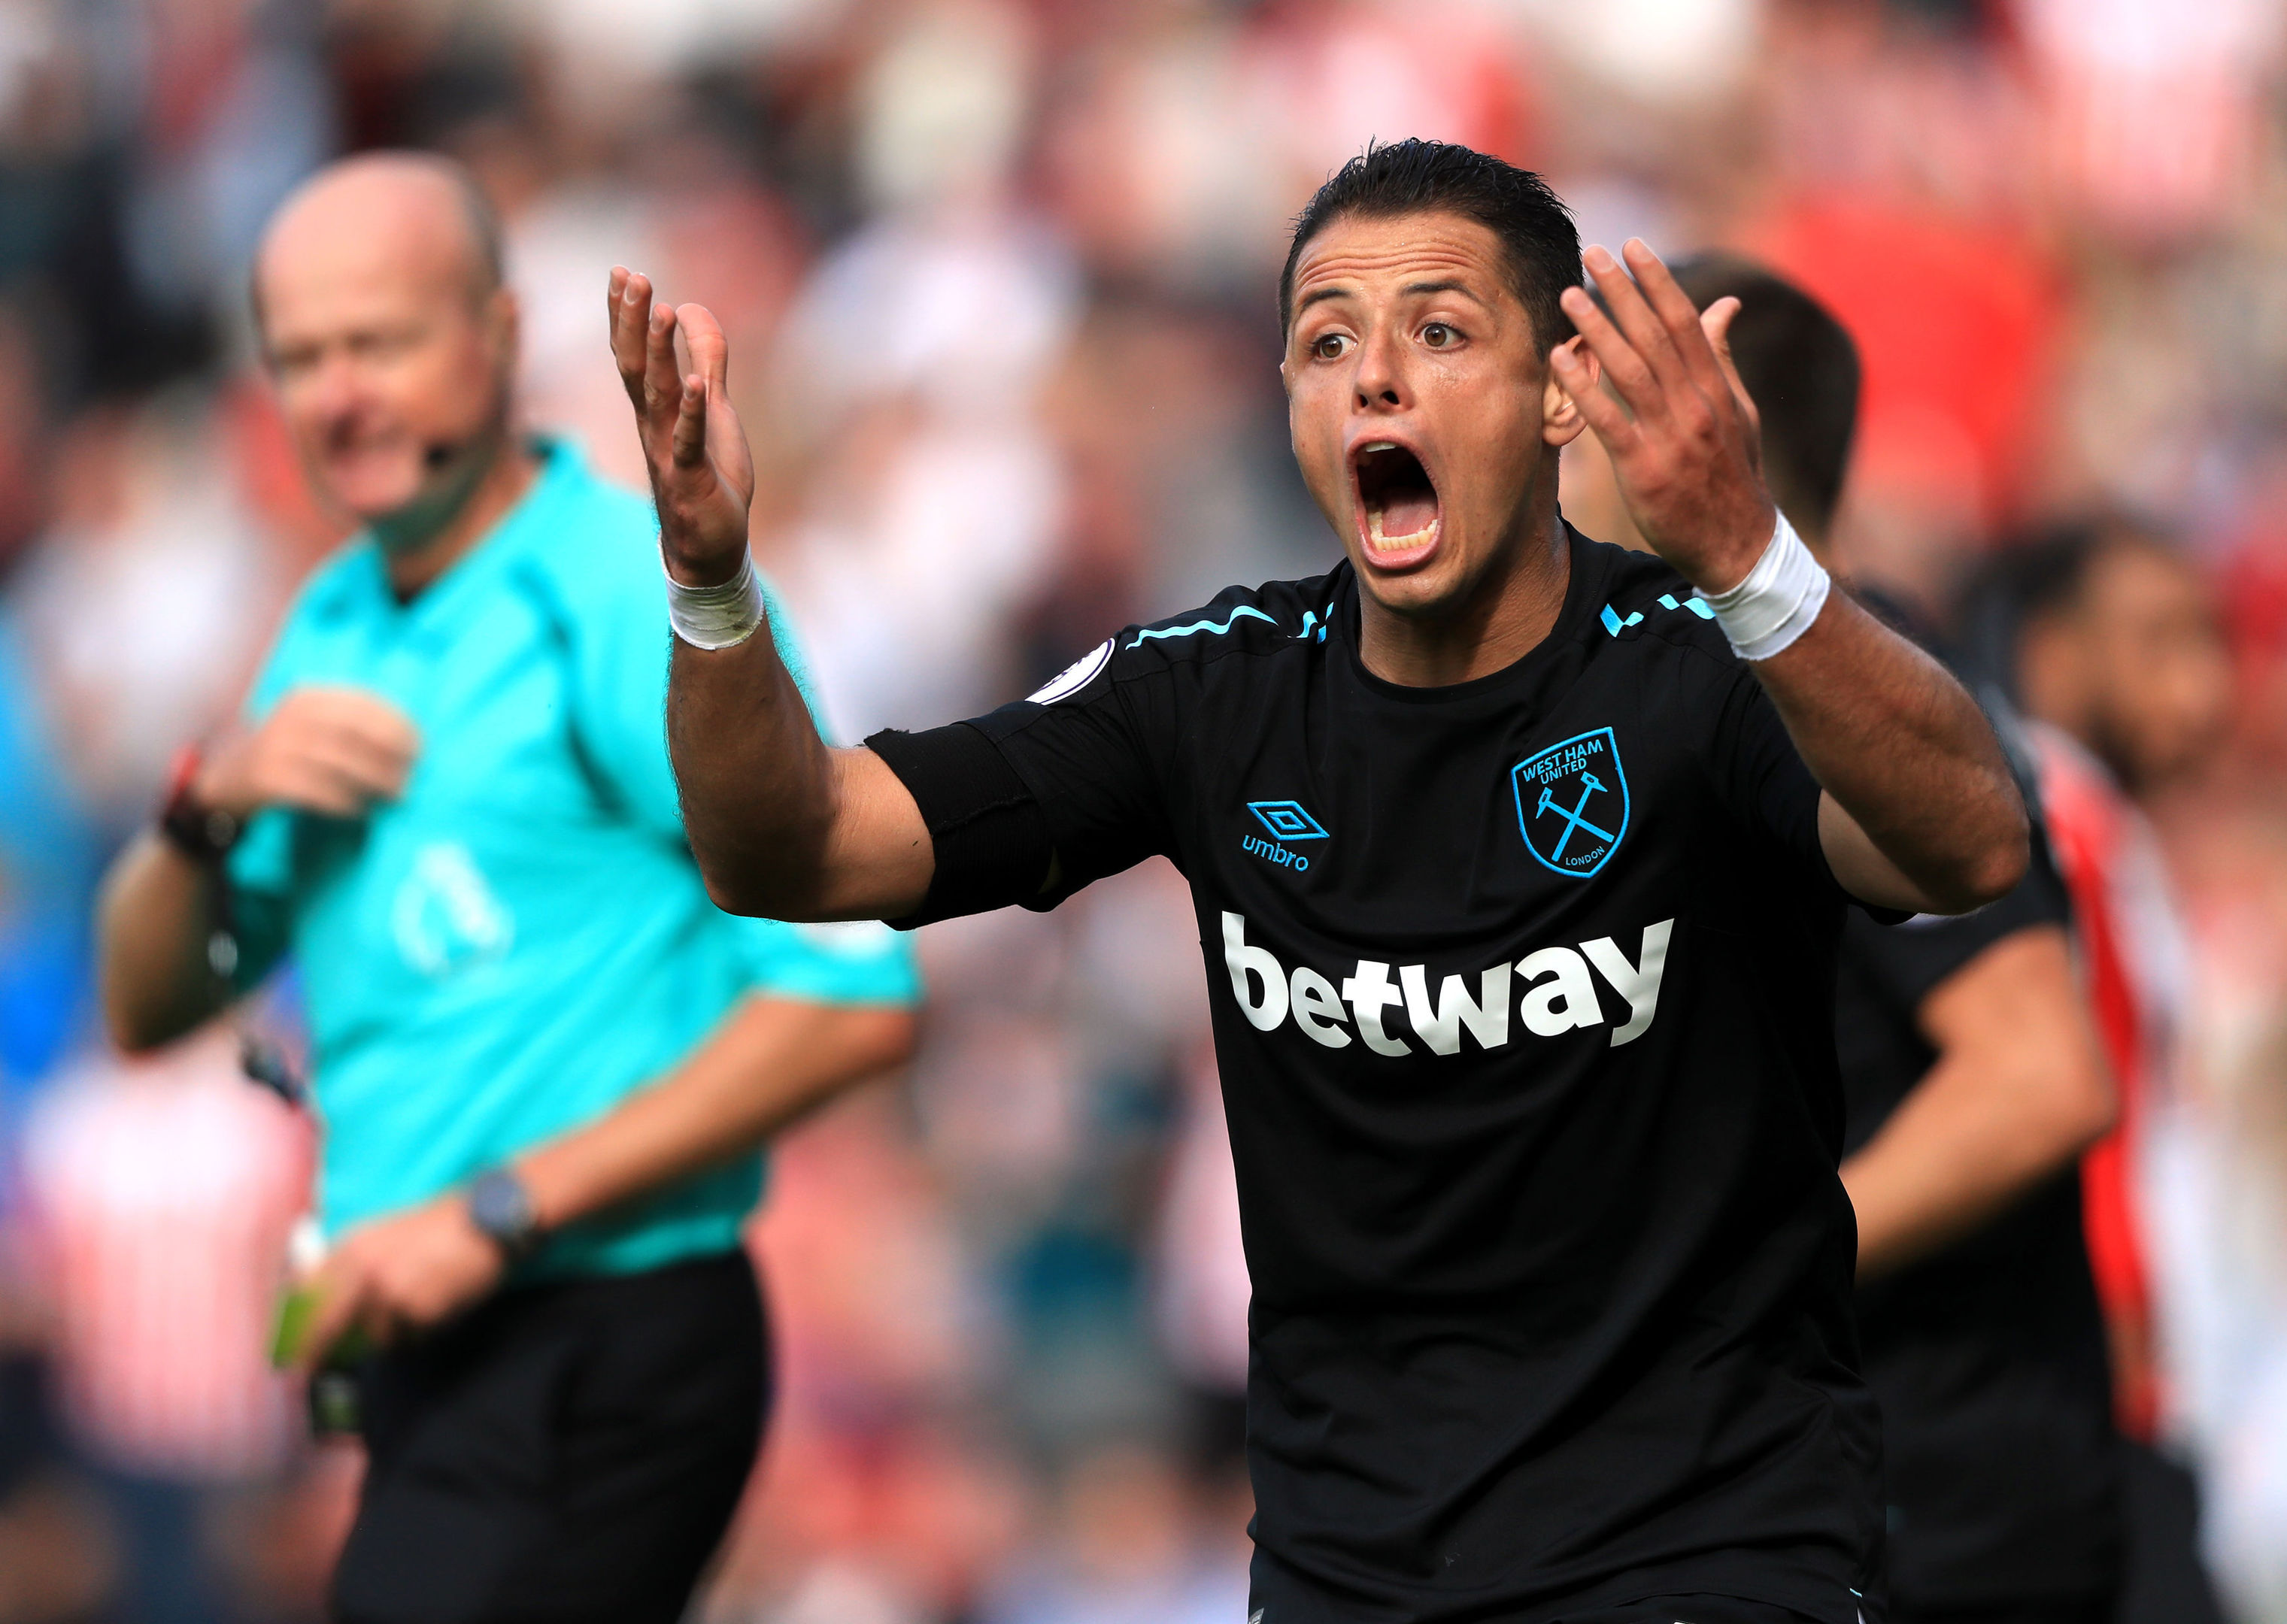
top-left (1542, 335), bottom-right (1597, 447)
top-left (482, 285), bottom-right (520, 371)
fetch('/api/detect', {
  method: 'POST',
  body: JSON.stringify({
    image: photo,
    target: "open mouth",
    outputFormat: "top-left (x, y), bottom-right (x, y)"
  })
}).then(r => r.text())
top-left (1354, 441), bottom-right (1441, 557)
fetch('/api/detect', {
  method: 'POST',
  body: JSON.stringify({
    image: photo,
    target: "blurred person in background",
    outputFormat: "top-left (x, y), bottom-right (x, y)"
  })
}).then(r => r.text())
top-left (92, 152), bottom-right (921, 1624)
top-left (1965, 523), bottom-right (2234, 1624)
top-left (978, 1439), bottom-right (1249, 1624)
top-left (1635, 256), bottom-right (2127, 1624)
top-left (623, 139), bottom-right (2036, 1624)
top-left (16, 1026), bottom-right (313, 1624)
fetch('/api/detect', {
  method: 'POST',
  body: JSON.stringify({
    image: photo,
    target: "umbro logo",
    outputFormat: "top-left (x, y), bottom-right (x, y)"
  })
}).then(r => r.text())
top-left (1243, 799), bottom-right (1327, 873)
top-left (1248, 799), bottom-right (1328, 841)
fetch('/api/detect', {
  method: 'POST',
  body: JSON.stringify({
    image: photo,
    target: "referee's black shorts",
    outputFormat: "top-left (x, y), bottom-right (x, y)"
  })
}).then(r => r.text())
top-left (331, 1250), bottom-right (769, 1624)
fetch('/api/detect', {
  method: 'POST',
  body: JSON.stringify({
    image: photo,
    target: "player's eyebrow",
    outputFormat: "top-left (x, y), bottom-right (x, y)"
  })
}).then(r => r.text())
top-left (1402, 279), bottom-right (1486, 304)
top-left (1294, 277), bottom-right (1488, 319)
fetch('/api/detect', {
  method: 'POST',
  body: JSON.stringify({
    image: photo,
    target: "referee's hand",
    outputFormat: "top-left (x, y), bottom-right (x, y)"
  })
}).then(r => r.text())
top-left (296, 1195), bottom-right (506, 1370)
top-left (196, 687), bottom-right (417, 820)
top-left (1549, 239), bottom-right (1776, 598)
top-left (608, 266), bottom-right (755, 591)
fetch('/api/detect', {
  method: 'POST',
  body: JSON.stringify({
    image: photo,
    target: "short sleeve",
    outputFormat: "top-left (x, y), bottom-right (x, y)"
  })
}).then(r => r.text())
top-left (867, 638), bottom-right (1175, 926)
top-left (970, 674), bottom-right (1176, 889)
top-left (728, 916), bottom-right (922, 1006)
top-left (1844, 811), bottom-right (2073, 1013)
top-left (220, 616), bottom-right (317, 991)
top-left (223, 812), bottom-right (296, 992)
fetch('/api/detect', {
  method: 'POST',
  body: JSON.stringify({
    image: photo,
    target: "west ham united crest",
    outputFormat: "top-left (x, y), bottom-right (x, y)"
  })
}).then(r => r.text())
top-left (1512, 728), bottom-right (1629, 878)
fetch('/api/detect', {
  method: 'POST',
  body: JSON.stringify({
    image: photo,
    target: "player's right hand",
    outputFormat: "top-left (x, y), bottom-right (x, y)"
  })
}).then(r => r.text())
top-left (193, 686), bottom-right (419, 820)
top-left (608, 266), bottom-right (756, 589)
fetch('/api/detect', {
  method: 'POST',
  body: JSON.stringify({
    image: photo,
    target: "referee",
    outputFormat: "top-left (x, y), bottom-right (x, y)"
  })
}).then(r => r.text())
top-left (618, 141), bottom-right (2029, 1623)
top-left (97, 154), bottom-right (921, 1622)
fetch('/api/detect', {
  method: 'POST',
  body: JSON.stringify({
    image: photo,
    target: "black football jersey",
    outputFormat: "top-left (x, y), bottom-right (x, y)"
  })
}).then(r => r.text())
top-left (870, 528), bottom-right (1883, 1622)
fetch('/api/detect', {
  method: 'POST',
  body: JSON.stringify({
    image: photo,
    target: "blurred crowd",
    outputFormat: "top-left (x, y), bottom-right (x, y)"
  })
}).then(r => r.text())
top-left (2, 0), bottom-right (2287, 1619)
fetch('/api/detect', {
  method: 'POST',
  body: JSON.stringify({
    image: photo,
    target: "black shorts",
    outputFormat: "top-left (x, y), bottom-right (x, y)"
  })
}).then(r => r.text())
top-left (1248, 1549), bottom-right (1831, 1624)
top-left (331, 1250), bottom-right (769, 1624)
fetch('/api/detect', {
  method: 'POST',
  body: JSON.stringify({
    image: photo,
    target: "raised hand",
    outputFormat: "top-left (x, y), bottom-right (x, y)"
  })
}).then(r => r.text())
top-left (1549, 240), bottom-right (1776, 595)
top-left (608, 267), bottom-right (755, 588)
top-left (196, 687), bottom-right (418, 819)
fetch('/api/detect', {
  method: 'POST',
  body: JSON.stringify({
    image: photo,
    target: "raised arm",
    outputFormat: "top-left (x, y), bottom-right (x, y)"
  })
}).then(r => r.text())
top-left (1549, 241), bottom-right (2027, 914)
top-left (608, 268), bottom-right (931, 921)
top-left (101, 688), bottom-right (419, 1050)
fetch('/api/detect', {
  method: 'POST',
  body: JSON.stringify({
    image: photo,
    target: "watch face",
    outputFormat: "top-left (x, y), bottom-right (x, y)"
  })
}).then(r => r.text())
top-left (471, 1171), bottom-right (535, 1246)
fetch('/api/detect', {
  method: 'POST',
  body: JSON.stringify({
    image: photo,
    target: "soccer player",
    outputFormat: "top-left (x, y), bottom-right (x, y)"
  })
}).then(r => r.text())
top-left (1970, 522), bottom-right (2234, 1624)
top-left (1655, 257), bottom-right (2125, 1624)
top-left (95, 153), bottom-right (921, 1624)
top-left (617, 141), bottom-right (2030, 1622)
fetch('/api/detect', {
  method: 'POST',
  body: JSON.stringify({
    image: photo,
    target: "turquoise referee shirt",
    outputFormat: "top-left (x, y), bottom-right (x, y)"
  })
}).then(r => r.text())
top-left (226, 438), bottom-right (919, 1279)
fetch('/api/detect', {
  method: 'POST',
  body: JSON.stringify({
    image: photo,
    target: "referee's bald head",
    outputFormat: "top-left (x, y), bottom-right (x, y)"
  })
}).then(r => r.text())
top-left (253, 151), bottom-right (506, 327)
top-left (250, 151), bottom-right (521, 529)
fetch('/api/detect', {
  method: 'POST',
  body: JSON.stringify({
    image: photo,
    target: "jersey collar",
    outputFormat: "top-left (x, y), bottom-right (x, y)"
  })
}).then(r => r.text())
top-left (1335, 522), bottom-right (1609, 707)
top-left (341, 435), bottom-right (586, 626)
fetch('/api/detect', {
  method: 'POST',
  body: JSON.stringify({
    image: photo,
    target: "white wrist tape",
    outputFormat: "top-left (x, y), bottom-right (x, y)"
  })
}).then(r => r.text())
top-left (663, 550), bottom-right (766, 650)
top-left (1698, 511), bottom-right (1830, 662)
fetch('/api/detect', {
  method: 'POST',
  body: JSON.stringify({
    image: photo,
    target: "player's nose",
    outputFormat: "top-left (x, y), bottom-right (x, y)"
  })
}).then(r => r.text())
top-left (1352, 324), bottom-right (1409, 412)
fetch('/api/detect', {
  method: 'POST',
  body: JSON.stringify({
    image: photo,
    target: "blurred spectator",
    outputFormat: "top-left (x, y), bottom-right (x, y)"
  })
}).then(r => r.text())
top-left (2014, 0), bottom-right (2282, 243)
top-left (976, 1442), bottom-right (1247, 1624)
top-left (1749, 199), bottom-right (2063, 607)
top-left (0, 601), bottom-right (96, 1095)
top-left (11, 398), bottom-right (287, 834)
top-left (18, 1029), bottom-right (311, 1624)
top-left (1966, 521), bottom-right (2236, 1623)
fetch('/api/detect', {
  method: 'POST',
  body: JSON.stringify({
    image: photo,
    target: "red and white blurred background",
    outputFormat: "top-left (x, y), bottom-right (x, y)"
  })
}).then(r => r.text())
top-left (4, 0), bottom-right (2287, 1619)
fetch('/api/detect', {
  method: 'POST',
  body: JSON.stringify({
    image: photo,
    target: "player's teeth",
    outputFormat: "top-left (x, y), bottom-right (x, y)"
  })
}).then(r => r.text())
top-left (1366, 513), bottom-right (1436, 550)
top-left (1362, 441), bottom-right (1398, 453)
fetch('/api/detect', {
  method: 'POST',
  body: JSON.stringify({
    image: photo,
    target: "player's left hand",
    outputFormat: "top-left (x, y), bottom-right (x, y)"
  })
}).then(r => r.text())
top-left (1549, 240), bottom-right (1776, 595)
top-left (296, 1196), bottom-right (506, 1369)
top-left (608, 267), bottom-right (755, 591)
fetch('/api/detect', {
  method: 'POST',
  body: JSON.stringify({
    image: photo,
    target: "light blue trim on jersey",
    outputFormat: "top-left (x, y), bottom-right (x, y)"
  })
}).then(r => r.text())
top-left (1603, 594), bottom-right (1716, 637)
top-left (1127, 605), bottom-right (1278, 648)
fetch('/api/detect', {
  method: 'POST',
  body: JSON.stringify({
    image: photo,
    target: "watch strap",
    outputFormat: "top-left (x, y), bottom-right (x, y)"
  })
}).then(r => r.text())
top-left (157, 744), bottom-right (243, 863)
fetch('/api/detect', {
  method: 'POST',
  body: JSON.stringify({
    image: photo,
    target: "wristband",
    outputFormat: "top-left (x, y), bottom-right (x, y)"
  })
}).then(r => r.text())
top-left (1698, 511), bottom-right (1830, 662)
top-left (663, 550), bottom-right (766, 650)
top-left (156, 744), bottom-right (243, 862)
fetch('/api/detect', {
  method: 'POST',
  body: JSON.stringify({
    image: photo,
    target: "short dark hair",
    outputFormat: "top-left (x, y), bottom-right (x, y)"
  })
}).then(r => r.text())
top-left (1668, 255), bottom-right (1859, 541)
top-left (1280, 140), bottom-right (1582, 354)
top-left (1956, 519), bottom-right (2185, 698)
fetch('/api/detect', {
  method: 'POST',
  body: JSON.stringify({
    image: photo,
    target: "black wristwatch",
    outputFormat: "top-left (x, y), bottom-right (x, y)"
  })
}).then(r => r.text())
top-left (466, 1167), bottom-right (544, 1259)
top-left (157, 744), bottom-right (243, 863)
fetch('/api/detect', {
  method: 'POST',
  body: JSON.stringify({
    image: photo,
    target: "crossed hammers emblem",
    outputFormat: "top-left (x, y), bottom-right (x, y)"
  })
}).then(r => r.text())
top-left (1535, 771), bottom-right (1616, 860)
